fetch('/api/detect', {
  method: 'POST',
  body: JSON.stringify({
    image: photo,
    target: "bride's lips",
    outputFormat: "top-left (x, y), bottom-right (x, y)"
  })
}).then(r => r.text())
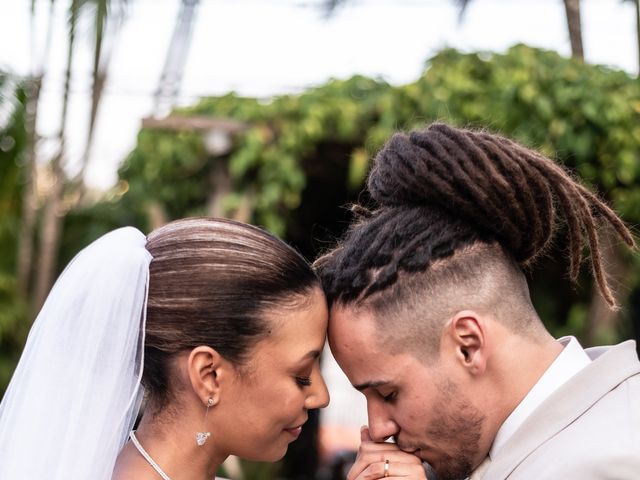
top-left (283, 424), bottom-right (304, 438)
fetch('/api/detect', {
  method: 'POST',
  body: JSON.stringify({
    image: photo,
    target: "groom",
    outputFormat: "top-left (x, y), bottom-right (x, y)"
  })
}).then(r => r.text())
top-left (315, 123), bottom-right (640, 480)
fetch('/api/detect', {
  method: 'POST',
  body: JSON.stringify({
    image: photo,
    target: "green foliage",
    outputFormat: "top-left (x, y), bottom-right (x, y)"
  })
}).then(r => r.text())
top-left (0, 74), bottom-right (29, 394)
top-left (121, 77), bottom-right (390, 235)
top-left (0, 271), bottom-right (28, 390)
top-left (59, 198), bottom-right (148, 268)
top-left (0, 74), bottom-right (27, 272)
top-left (119, 128), bottom-right (209, 225)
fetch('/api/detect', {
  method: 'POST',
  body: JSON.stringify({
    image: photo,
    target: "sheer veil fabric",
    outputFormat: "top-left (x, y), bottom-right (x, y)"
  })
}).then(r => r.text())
top-left (0, 227), bottom-right (152, 479)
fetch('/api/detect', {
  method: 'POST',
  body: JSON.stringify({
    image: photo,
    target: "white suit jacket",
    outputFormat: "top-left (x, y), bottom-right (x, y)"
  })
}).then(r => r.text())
top-left (480, 340), bottom-right (640, 479)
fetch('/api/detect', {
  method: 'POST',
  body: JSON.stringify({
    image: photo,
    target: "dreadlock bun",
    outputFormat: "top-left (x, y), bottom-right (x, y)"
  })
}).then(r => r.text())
top-left (368, 123), bottom-right (557, 265)
top-left (319, 123), bottom-right (635, 308)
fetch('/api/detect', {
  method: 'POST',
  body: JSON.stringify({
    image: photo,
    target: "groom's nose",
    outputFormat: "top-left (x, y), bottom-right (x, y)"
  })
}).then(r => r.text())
top-left (367, 402), bottom-right (398, 442)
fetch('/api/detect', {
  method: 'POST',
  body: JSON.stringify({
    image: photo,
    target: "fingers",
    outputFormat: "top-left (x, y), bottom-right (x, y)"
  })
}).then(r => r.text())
top-left (350, 425), bottom-right (424, 480)
top-left (350, 459), bottom-right (429, 480)
top-left (348, 447), bottom-right (423, 480)
top-left (361, 425), bottom-right (372, 442)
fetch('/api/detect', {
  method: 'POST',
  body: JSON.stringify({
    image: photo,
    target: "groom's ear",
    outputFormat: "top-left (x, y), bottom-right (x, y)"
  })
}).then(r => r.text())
top-left (444, 311), bottom-right (488, 376)
top-left (187, 346), bottom-right (224, 406)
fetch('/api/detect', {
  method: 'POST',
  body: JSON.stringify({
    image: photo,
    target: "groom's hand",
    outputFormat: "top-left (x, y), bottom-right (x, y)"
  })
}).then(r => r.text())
top-left (346, 426), bottom-right (429, 480)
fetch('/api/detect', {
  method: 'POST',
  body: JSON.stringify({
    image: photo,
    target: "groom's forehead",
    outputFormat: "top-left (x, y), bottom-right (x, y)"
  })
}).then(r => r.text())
top-left (329, 308), bottom-right (422, 366)
top-left (328, 304), bottom-right (378, 339)
top-left (328, 301), bottom-right (426, 358)
top-left (327, 308), bottom-right (380, 361)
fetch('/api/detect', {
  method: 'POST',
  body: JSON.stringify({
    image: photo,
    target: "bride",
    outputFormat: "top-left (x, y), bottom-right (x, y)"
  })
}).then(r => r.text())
top-left (0, 217), bottom-right (330, 479)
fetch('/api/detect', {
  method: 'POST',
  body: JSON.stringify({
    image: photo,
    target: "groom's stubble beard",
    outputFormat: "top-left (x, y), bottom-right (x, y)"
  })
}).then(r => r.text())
top-left (425, 378), bottom-right (485, 480)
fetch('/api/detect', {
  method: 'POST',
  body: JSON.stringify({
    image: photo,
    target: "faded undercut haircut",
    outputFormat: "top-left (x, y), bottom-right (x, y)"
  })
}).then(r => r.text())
top-left (315, 123), bottom-right (635, 352)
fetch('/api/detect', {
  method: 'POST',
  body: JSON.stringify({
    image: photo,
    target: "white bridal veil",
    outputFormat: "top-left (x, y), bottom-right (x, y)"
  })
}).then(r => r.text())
top-left (0, 227), bottom-right (152, 479)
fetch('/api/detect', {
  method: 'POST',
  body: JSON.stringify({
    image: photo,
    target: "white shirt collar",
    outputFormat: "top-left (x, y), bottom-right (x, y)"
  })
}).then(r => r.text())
top-left (489, 336), bottom-right (591, 458)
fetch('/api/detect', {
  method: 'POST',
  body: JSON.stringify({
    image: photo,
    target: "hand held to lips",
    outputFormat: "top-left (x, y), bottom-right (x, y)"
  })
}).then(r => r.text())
top-left (346, 426), bottom-right (430, 480)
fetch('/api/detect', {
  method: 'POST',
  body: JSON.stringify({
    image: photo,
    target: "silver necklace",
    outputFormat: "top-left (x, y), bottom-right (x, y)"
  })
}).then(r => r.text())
top-left (129, 431), bottom-right (172, 480)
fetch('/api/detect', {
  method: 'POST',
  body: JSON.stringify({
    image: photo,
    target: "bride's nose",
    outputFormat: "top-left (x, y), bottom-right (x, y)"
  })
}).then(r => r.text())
top-left (305, 368), bottom-right (330, 409)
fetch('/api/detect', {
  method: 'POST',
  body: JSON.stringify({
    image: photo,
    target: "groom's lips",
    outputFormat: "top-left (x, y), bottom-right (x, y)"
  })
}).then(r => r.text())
top-left (398, 443), bottom-right (420, 454)
top-left (401, 446), bottom-right (425, 459)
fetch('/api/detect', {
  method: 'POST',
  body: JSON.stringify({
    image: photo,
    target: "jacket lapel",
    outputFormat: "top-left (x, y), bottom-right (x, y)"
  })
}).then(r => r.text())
top-left (484, 341), bottom-right (640, 479)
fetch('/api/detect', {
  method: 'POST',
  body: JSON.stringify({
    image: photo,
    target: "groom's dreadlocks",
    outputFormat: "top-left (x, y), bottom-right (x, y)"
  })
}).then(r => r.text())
top-left (315, 123), bottom-right (635, 310)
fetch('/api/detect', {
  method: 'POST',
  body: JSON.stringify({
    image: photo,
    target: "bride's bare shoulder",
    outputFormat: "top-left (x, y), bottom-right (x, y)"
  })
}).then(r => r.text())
top-left (111, 442), bottom-right (155, 480)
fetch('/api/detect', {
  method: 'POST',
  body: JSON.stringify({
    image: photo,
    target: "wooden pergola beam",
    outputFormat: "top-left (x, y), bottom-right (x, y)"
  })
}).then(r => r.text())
top-left (141, 115), bottom-right (248, 134)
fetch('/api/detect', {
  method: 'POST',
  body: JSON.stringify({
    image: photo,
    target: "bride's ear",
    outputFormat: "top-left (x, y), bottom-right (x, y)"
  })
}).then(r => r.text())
top-left (187, 346), bottom-right (225, 406)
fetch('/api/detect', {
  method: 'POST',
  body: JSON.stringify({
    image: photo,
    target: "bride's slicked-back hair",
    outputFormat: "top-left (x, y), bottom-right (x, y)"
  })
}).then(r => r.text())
top-left (144, 217), bottom-right (319, 409)
top-left (316, 123), bottom-right (635, 323)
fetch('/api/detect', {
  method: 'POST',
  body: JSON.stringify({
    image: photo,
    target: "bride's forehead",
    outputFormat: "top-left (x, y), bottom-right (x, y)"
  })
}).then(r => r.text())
top-left (261, 289), bottom-right (328, 330)
top-left (249, 327), bottom-right (325, 366)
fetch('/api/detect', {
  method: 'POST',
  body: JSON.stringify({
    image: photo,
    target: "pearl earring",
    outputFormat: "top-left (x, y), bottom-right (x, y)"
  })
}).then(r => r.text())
top-left (195, 397), bottom-right (214, 446)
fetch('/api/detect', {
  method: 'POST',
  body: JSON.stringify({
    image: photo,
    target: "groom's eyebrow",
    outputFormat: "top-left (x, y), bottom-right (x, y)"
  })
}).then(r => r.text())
top-left (353, 380), bottom-right (390, 391)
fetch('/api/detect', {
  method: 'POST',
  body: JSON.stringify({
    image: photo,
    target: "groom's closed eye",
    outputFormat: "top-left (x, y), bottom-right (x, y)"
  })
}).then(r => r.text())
top-left (380, 391), bottom-right (397, 403)
top-left (353, 379), bottom-right (392, 392)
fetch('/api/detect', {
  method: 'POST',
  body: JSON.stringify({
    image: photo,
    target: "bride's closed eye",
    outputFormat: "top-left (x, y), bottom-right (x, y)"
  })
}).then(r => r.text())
top-left (296, 376), bottom-right (312, 387)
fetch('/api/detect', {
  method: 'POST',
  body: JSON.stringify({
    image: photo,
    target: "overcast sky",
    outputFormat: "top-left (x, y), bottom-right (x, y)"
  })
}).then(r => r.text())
top-left (0, 0), bottom-right (637, 189)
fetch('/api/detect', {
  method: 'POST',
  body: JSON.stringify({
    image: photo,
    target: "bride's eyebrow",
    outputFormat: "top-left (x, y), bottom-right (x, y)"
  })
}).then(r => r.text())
top-left (353, 380), bottom-right (391, 391)
top-left (298, 350), bottom-right (321, 362)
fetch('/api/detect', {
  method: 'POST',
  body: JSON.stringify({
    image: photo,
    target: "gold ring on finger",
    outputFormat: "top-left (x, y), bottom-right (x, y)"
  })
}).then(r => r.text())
top-left (384, 459), bottom-right (390, 478)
